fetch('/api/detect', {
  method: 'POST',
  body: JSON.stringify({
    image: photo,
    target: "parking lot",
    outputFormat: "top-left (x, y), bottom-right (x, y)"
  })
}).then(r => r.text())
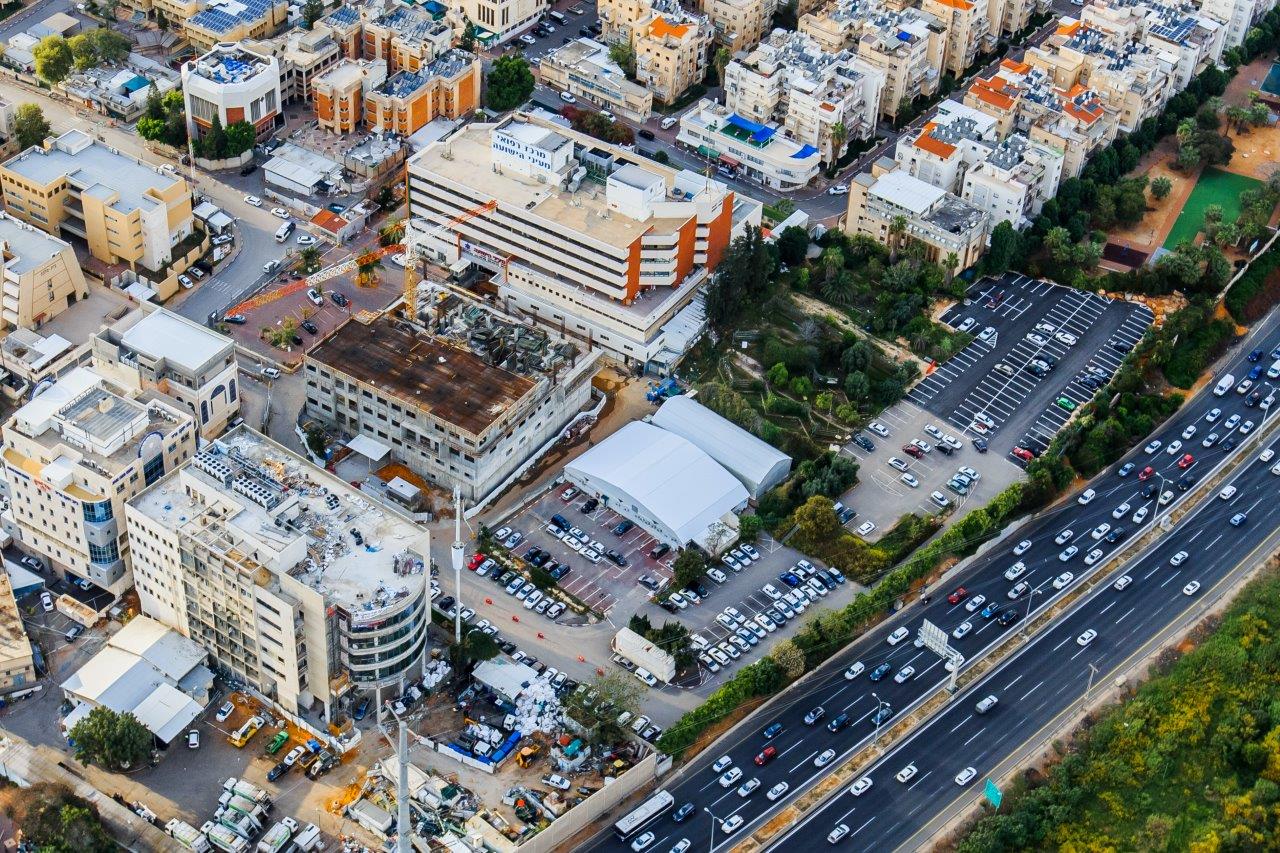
top-left (909, 273), bottom-right (1153, 457)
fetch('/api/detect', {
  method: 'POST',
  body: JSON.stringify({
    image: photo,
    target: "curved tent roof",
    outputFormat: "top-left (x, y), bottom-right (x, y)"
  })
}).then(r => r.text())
top-left (651, 396), bottom-right (791, 498)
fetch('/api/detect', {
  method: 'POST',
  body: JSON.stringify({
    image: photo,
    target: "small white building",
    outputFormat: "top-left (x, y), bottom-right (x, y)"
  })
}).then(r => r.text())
top-left (182, 42), bottom-right (283, 143)
top-left (564, 421), bottom-right (748, 548)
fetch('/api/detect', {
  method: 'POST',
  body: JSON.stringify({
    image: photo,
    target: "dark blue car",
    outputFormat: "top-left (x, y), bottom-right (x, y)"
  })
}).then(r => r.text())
top-left (1249, 364), bottom-right (1264, 380)
top-left (353, 697), bottom-right (370, 720)
top-left (778, 572), bottom-right (801, 587)
top-left (869, 662), bottom-right (892, 681)
top-left (1249, 348), bottom-right (1264, 363)
top-left (673, 802), bottom-right (695, 822)
top-left (763, 722), bottom-right (784, 739)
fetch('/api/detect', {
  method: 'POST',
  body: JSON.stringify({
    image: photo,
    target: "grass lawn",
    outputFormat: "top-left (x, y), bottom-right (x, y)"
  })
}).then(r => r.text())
top-left (1162, 167), bottom-right (1263, 249)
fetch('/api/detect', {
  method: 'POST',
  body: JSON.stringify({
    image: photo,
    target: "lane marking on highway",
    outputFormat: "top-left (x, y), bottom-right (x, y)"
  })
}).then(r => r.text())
top-left (836, 804), bottom-right (859, 825)
top-left (852, 816), bottom-right (877, 836)
top-left (1187, 528), bottom-right (1203, 543)
top-left (1098, 601), bottom-right (1115, 617)
top-left (1020, 680), bottom-right (1044, 701)
top-left (773, 739), bottom-right (808, 760)
top-left (1052, 636), bottom-right (1071, 651)
top-left (707, 789), bottom-right (736, 809)
top-left (1115, 607), bottom-right (1135, 624)
top-left (1204, 533), bottom-right (1223, 551)
top-left (1159, 570), bottom-right (1182, 589)
top-left (1144, 565), bottom-right (1161, 580)
top-left (948, 714), bottom-right (973, 734)
top-left (790, 750), bottom-right (818, 773)
top-left (962, 728), bottom-right (986, 746)
top-left (1004, 673), bottom-right (1024, 691)
top-left (906, 770), bottom-right (933, 791)
top-left (1069, 645), bottom-right (1090, 661)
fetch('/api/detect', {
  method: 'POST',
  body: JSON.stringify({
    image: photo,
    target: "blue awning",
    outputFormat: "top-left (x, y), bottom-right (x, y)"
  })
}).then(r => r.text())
top-left (792, 144), bottom-right (818, 159)
top-left (726, 113), bottom-right (768, 134)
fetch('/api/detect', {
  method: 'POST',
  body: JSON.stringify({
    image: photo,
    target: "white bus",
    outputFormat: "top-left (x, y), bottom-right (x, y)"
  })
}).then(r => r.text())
top-left (613, 789), bottom-right (674, 840)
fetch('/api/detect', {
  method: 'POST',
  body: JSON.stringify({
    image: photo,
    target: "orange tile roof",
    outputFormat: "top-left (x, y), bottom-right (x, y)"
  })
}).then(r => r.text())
top-left (311, 209), bottom-right (348, 233)
top-left (969, 77), bottom-right (1016, 110)
top-left (650, 17), bottom-right (689, 39)
top-left (914, 131), bottom-right (957, 158)
top-left (1062, 98), bottom-right (1103, 125)
top-left (1001, 58), bottom-right (1031, 74)
top-left (930, 0), bottom-right (974, 8)
top-left (1056, 20), bottom-right (1082, 36)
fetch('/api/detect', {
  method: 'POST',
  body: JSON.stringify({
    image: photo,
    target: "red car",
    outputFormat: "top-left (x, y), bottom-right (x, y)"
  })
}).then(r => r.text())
top-left (1138, 466), bottom-right (1155, 481)
top-left (947, 586), bottom-right (968, 604)
top-left (467, 553), bottom-right (486, 570)
top-left (754, 745), bottom-right (777, 765)
top-left (1012, 447), bottom-right (1034, 461)
top-left (902, 444), bottom-right (924, 459)
top-left (1178, 454), bottom-right (1195, 469)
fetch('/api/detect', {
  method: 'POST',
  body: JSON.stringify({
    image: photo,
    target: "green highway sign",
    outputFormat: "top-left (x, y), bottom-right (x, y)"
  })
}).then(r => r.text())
top-left (984, 778), bottom-right (1002, 808)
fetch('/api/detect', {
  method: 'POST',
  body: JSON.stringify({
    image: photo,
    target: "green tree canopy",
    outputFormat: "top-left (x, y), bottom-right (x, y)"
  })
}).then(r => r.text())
top-left (486, 55), bottom-right (535, 112)
top-left (7, 783), bottom-right (114, 853)
top-left (67, 28), bottom-right (132, 70)
top-left (34, 35), bottom-right (74, 83)
top-left (224, 120), bottom-right (256, 156)
top-left (608, 40), bottom-right (637, 78)
top-left (302, 0), bottom-right (324, 29)
top-left (68, 706), bottom-right (152, 771)
top-left (13, 104), bottom-right (51, 151)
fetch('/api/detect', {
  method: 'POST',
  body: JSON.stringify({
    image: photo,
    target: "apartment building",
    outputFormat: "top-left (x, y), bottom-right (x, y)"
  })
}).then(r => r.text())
top-left (2, 366), bottom-right (196, 595)
top-left (598, 0), bottom-right (714, 104)
top-left (1199, 0), bottom-right (1275, 46)
top-left (453, 0), bottom-right (547, 44)
top-left (724, 30), bottom-right (883, 164)
top-left (125, 426), bottom-right (433, 717)
top-left (317, 5), bottom-right (364, 57)
top-left (61, 53), bottom-right (181, 123)
top-left (364, 50), bottom-right (481, 136)
top-left (305, 308), bottom-right (599, 503)
top-left (0, 130), bottom-right (195, 274)
top-left (0, 574), bottom-right (35, 697)
top-left (0, 211), bottom-right (88, 330)
top-left (922, 0), bottom-right (995, 75)
top-left (406, 113), bottom-right (762, 369)
top-left (362, 3), bottom-right (453, 73)
top-left (183, 0), bottom-right (290, 52)
top-left (314, 59), bottom-right (389, 134)
top-left (699, 0), bottom-right (769, 50)
top-left (90, 307), bottom-right (241, 441)
top-left (895, 104), bottom-right (999, 193)
top-left (243, 26), bottom-right (344, 105)
top-left (846, 158), bottom-right (991, 270)
top-left (965, 60), bottom-right (1118, 178)
top-left (1082, 0), bottom-right (1224, 89)
top-left (961, 134), bottom-right (1064, 227)
top-left (677, 98), bottom-right (823, 189)
top-left (539, 39), bottom-right (654, 122)
top-left (0, 328), bottom-right (90, 405)
top-left (182, 43), bottom-right (283, 144)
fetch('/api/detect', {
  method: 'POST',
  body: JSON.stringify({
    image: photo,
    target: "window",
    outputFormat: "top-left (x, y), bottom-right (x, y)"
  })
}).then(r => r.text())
top-left (142, 454), bottom-right (165, 486)
top-left (89, 540), bottom-right (120, 564)
top-left (82, 499), bottom-right (113, 523)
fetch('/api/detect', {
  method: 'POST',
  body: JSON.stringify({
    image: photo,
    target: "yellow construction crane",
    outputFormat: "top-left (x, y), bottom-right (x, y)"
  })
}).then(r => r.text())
top-left (401, 200), bottom-right (499, 311)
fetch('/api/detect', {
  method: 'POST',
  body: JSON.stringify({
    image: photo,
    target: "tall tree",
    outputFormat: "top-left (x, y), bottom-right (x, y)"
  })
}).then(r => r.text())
top-left (459, 17), bottom-right (477, 52)
top-left (200, 114), bottom-right (227, 159)
top-left (68, 707), bottom-right (152, 771)
top-left (224, 120), bottom-right (256, 156)
top-left (33, 35), bottom-right (74, 83)
top-left (302, 0), bottom-right (324, 29)
top-left (983, 220), bottom-right (1021, 275)
top-left (1150, 176), bottom-right (1172, 200)
top-left (13, 103), bottom-right (51, 150)
top-left (608, 40), bottom-right (636, 78)
top-left (713, 46), bottom-right (732, 85)
top-left (485, 55), bottom-right (535, 112)
top-left (888, 214), bottom-right (907, 263)
top-left (828, 121), bottom-right (848, 162)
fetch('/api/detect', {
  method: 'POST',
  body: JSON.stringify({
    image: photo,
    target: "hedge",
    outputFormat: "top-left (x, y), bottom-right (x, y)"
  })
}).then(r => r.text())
top-left (1225, 239), bottom-right (1280, 324)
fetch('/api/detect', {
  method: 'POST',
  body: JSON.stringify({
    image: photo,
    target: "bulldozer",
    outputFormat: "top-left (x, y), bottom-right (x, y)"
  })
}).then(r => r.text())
top-left (515, 743), bottom-right (542, 768)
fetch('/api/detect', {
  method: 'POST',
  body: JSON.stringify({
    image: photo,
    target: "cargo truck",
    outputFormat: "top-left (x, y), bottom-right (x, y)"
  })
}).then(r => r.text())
top-left (255, 817), bottom-right (297, 853)
top-left (218, 809), bottom-right (260, 841)
top-left (201, 821), bottom-right (248, 853)
top-left (289, 823), bottom-right (321, 851)
top-left (222, 794), bottom-right (267, 828)
top-left (224, 777), bottom-right (273, 808)
top-left (228, 716), bottom-right (264, 747)
top-left (166, 818), bottom-right (212, 853)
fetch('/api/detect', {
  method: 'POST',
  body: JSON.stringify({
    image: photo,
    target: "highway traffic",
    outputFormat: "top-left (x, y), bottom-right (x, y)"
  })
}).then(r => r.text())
top-left (588, 310), bottom-right (1280, 853)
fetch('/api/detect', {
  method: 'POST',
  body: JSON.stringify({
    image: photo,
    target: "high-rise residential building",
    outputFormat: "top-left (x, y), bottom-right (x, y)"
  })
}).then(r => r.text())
top-left (599, 0), bottom-right (714, 104)
top-left (961, 134), bottom-right (1064, 228)
top-left (2, 366), bottom-right (196, 595)
top-left (314, 59), bottom-right (389, 135)
top-left (406, 113), bottom-right (762, 370)
top-left (698, 0), bottom-right (769, 50)
top-left (0, 130), bottom-right (195, 274)
top-left (90, 307), bottom-right (241, 441)
top-left (1198, 0), bottom-right (1274, 47)
top-left (182, 43), bottom-right (283, 144)
top-left (845, 157), bottom-right (991, 271)
top-left (922, 0), bottom-right (995, 75)
top-left (724, 29), bottom-right (883, 163)
top-left (539, 39), bottom-right (655, 121)
top-left (0, 211), bottom-right (88, 331)
top-left (125, 426), bottom-right (432, 718)
top-left (677, 98), bottom-right (824, 190)
top-left (304, 307), bottom-right (599, 503)
top-left (895, 103), bottom-right (1000, 193)
top-left (363, 50), bottom-right (482, 136)
top-left (361, 2), bottom-right (453, 73)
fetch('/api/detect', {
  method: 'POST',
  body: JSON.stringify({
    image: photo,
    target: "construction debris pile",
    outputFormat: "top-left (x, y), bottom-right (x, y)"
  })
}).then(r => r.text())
top-left (507, 679), bottom-right (563, 737)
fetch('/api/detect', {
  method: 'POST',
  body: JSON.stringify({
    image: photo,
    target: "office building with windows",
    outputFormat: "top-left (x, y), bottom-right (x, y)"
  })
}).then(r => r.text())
top-left (182, 42), bottom-right (283, 143)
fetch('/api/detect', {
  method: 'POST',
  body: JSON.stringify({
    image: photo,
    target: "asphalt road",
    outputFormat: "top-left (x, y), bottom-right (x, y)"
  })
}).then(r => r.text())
top-left (585, 308), bottom-right (1280, 853)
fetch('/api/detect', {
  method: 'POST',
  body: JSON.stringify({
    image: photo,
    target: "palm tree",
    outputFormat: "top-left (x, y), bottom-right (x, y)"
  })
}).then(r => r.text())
top-left (298, 246), bottom-right (321, 273)
top-left (888, 215), bottom-right (907, 263)
top-left (356, 253), bottom-right (383, 287)
top-left (379, 218), bottom-right (405, 247)
top-left (713, 47), bottom-right (732, 85)
top-left (829, 121), bottom-right (848, 164)
top-left (943, 251), bottom-right (959, 286)
top-left (262, 317), bottom-right (298, 349)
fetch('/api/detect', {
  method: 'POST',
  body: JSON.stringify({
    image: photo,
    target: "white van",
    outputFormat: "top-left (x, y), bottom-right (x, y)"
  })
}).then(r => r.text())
top-left (1214, 374), bottom-right (1235, 396)
top-left (548, 10), bottom-right (567, 23)
top-left (274, 221), bottom-right (295, 243)
top-left (660, 116), bottom-right (678, 130)
top-left (1267, 359), bottom-right (1280, 380)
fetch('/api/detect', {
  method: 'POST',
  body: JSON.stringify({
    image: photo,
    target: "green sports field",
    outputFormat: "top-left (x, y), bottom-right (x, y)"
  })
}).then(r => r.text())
top-left (1162, 167), bottom-right (1263, 250)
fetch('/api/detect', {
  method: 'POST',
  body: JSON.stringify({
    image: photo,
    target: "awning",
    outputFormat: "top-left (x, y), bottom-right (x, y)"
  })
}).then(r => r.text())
top-left (718, 154), bottom-right (741, 167)
top-left (346, 435), bottom-right (390, 461)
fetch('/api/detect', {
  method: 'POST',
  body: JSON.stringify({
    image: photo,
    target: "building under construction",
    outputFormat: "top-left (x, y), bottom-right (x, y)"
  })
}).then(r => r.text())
top-left (303, 286), bottom-right (600, 502)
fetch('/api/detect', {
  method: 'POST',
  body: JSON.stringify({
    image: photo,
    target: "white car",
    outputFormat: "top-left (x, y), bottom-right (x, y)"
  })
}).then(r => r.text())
top-left (1144, 439), bottom-right (1162, 453)
top-left (955, 767), bottom-right (978, 787)
top-left (1013, 539), bottom-right (1032, 555)
top-left (1112, 502), bottom-right (1131, 519)
top-left (1084, 548), bottom-right (1104, 566)
top-left (952, 621), bottom-right (973, 640)
top-left (924, 424), bottom-right (944, 440)
top-left (826, 184), bottom-right (850, 195)
top-left (1261, 449), bottom-right (1274, 463)
top-left (1113, 575), bottom-right (1133, 590)
top-left (844, 661), bottom-right (865, 680)
top-left (893, 666), bottom-right (915, 684)
top-left (868, 421), bottom-right (890, 437)
top-left (178, 274), bottom-right (193, 289)
top-left (900, 473), bottom-right (920, 488)
top-left (965, 594), bottom-right (987, 612)
top-left (1131, 506), bottom-right (1149, 524)
top-left (1052, 571), bottom-right (1074, 589)
top-left (886, 627), bottom-right (910, 645)
top-left (1182, 424), bottom-right (1197, 440)
top-left (1077, 488), bottom-right (1096, 505)
top-left (849, 777), bottom-right (873, 796)
top-left (1166, 440), bottom-right (1183, 456)
top-left (519, 33), bottom-right (537, 44)
top-left (40, 592), bottom-right (53, 612)
top-left (187, 729), bottom-right (200, 749)
top-left (719, 767), bottom-right (743, 787)
top-left (761, 583), bottom-right (783, 601)
top-left (814, 749), bottom-right (836, 767)
top-left (856, 521), bottom-right (876, 537)
top-left (283, 745), bottom-right (306, 766)
top-left (767, 782), bottom-right (790, 801)
top-left (1055, 331), bottom-right (1078, 346)
top-left (1004, 561), bottom-right (1027, 581)
top-left (888, 456), bottom-right (910, 472)
top-left (1054, 529), bottom-right (1074, 545)
top-left (978, 327), bottom-right (996, 342)
top-left (737, 777), bottom-right (761, 798)
top-left (895, 763), bottom-right (918, 783)
top-left (911, 439), bottom-right (933, 454)
top-left (1224, 414), bottom-right (1241, 431)
top-left (296, 234), bottom-right (316, 246)
top-left (1169, 550), bottom-right (1188, 566)
top-left (1058, 546), bottom-right (1078, 562)
top-left (1183, 580), bottom-right (1201, 596)
top-left (270, 207), bottom-right (289, 219)
top-left (828, 825), bottom-right (850, 844)
top-left (712, 756), bottom-right (733, 773)
top-left (1159, 490), bottom-right (1174, 506)
top-left (1240, 420), bottom-right (1254, 434)
top-left (1202, 433), bottom-right (1220, 448)
top-left (634, 668), bottom-right (658, 687)
top-left (559, 90), bottom-right (576, 102)
top-left (720, 815), bottom-right (744, 834)
top-left (1026, 333), bottom-right (1048, 347)
top-left (244, 195), bottom-right (263, 207)
top-left (631, 832), bottom-right (655, 852)
top-left (1076, 629), bottom-right (1097, 646)
top-left (1205, 408), bottom-right (1221, 422)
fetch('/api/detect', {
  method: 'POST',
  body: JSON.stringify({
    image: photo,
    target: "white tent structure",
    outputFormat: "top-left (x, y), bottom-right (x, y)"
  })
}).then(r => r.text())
top-left (651, 395), bottom-right (792, 498)
top-left (565, 422), bottom-right (748, 547)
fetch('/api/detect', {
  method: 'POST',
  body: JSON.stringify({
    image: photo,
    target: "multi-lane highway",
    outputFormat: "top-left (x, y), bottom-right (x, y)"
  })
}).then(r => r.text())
top-left (588, 309), bottom-right (1280, 853)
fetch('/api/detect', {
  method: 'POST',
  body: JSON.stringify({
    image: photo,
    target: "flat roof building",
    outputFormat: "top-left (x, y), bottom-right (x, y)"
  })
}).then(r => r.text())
top-left (406, 113), bottom-right (762, 370)
top-left (182, 42), bottom-right (283, 143)
top-left (2, 366), bottom-right (197, 595)
top-left (0, 129), bottom-right (195, 274)
top-left (364, 50), bottom-right (481, 137)
top-left (314, 58), bottom-right (388, 135)
top-left (125, 426), bottom-right (433, 717)
top-left (565, 421), bottom-right (748, 549)
top-left (0, 573), bottom-right (35, 698)
top-left (0, 211), bottom-right (89, 331)
top-left (183, 0), bottom-right (290, 52)
top-left (539, 39), bottom-right (654, 122)
top-left (304, 301), bottom-right (598, 504)
top-left (677, 98), bottom-right (823, 190)
top-left (90, 307), bottom-right (241, 440)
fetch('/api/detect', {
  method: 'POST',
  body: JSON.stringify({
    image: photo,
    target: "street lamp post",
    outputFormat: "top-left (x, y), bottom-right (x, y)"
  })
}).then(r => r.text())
top-left (703, 806), bottom-right (721, 853)
top-left (871, 692), bottom-right (888, 746)
top-left (1081, 662), bottom-right (1100, 712)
